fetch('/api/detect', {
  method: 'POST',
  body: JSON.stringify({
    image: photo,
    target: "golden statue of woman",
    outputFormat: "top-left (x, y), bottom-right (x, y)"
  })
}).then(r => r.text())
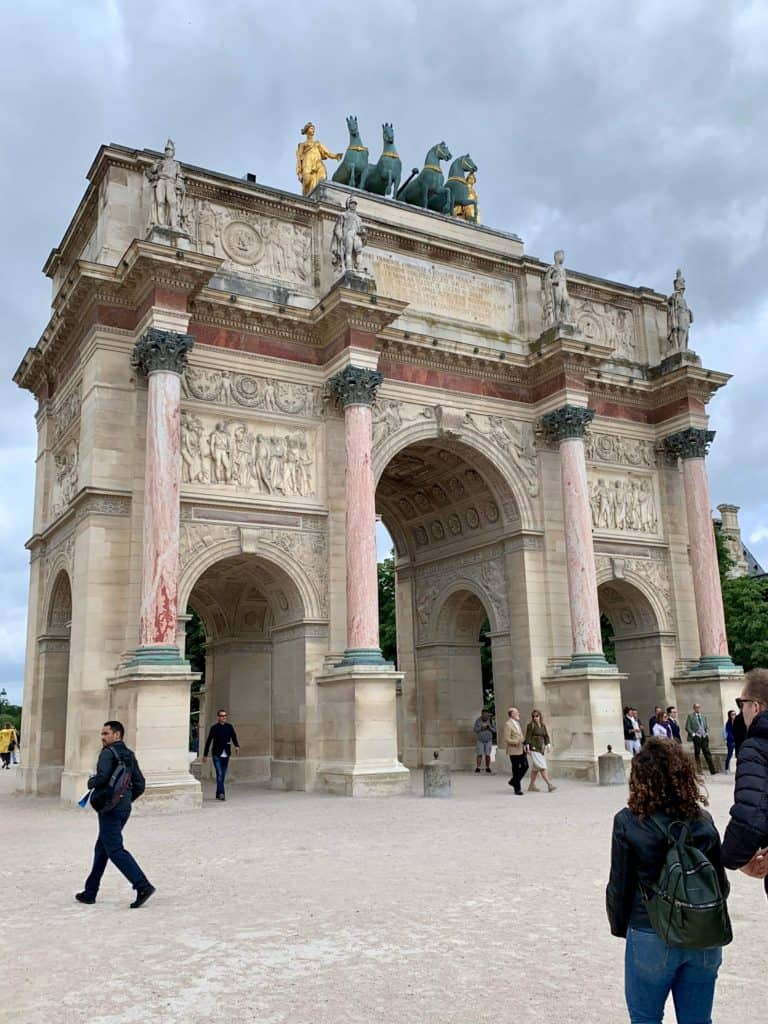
top-left (295, 122), bottom-right (342, 196)
top-left (454, 172), bottom-right (480, 224)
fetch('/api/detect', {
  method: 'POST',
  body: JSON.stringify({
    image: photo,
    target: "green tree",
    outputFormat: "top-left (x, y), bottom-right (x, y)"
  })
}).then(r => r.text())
top-left (601, 613), bottom-right (617, 665)
top-left (0, 689), bottom-right (21, 732)
top-left (377, 556), bottom-right (397, 666)
top-left (185, 608), bottom-right (206, 750)
top-left (715, 525), bottom-right (768, 671)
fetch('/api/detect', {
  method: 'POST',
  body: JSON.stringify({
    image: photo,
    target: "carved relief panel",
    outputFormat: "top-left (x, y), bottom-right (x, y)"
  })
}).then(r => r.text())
top-left (181, 411), bottom-right (317, 499)
top-left (588, 470), bottom-right (659, 536)
top-left (413, 544), bottom-right (509, 641)
top-left (570, 297), bottom-right (639, 361)
top-left (183, 366), bottom-right (321, 417)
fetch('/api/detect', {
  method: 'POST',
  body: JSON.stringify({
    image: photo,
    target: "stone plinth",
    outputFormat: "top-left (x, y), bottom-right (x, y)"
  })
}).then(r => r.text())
top-left (543, 666), bottom-right (627, 782)
top-left (598, 747), bottom-right (627, 786)
top-left (672, 667), bottom-right (743, 764)
top-left (108, 662), bottom-right (202, 811)
top-left (424, 760), bottom-right (451, 797)
top-left (145, 225), bottom-right (193, 250)
top-left (313, 665), bottom-right (410, 796)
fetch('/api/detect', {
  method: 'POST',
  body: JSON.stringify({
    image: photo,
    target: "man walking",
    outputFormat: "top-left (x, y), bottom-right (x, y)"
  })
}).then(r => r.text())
top-left (502, 707), bottom-right (528, 795)
top-left (721, 669), bottom-right (768, 894)
top-left (684, 702), bottom-right (717, 774)
top-left (202, 708), bottom-right (240, 800)
top-left (76, 721), bottom-right (154, 908)
top-left (473, 708), bottom-right (495, 774)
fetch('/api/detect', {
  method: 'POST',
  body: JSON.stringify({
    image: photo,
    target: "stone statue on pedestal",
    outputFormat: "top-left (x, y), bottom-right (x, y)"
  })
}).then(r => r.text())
top-left (667, 268), bottom-right (693, 352)
top-left (542, 250), bottom-right (571, 327)
top-left (296, 122), bottom-right (342, 196)
top-left (146, 139), bottom-right (186, 230)
top-left (331, 195), bottom-right (367, 275)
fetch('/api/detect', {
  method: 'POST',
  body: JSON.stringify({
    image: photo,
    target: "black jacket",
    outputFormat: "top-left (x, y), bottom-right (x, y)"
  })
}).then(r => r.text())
top-left (606, 806), bottom-right (728, 937)
top-left (623, 716), bottom-right (635, 741)
top-left (722, 709), bottom-right (768, 896)
top-left (88, 740), bottom-right (146, 812)
top-left (203, 722), bottom-right (240, 758)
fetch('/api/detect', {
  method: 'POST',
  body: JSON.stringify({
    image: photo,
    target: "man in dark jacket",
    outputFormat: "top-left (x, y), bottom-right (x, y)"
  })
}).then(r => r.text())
top-left (202, 708), bottom-right (240, 800)
top-left (75, 721), bottom-right (154, 908)
top-left (722, 669), bottom-right (768, 897)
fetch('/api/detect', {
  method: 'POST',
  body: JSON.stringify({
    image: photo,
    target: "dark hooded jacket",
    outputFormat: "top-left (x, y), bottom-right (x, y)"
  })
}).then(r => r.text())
top-left (721, 709), bottom-right (768, 897)
top-left (88, 740), bottom-right (146, 812)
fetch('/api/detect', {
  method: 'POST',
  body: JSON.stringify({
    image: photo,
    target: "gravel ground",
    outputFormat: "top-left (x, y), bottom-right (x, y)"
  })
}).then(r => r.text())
top-left (2, 765), bottom-right (760, 1024)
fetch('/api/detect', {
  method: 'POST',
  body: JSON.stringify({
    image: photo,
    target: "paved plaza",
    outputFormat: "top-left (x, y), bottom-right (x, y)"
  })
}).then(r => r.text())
top-left (4, 767), bottom-right (762, 1024)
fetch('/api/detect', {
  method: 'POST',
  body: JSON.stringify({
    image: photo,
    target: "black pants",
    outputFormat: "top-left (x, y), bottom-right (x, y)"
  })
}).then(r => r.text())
top-left (83, 804), bottom-right (149, 896)
top-left (509, 754), bottom-right (528, 793)
top-left (692, 736), bottom-right (716, 774)
top-left (0, 752), bottom-right (10, 768)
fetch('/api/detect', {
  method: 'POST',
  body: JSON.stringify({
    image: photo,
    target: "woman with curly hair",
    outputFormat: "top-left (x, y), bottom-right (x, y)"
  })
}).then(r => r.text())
top-left (606, 738), bottom-right (728, 1023)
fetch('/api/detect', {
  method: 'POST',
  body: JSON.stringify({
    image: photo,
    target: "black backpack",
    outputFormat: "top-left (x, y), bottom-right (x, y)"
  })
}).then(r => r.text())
top-left (92, 746), bottom-right (133, 813)
top-left (642, 815), bottom-right (732, 949)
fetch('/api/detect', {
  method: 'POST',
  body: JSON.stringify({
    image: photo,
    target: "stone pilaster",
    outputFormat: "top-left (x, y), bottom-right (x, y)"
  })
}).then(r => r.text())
top-left (328, 365), bottom-right (387, 666)
top-left (129, 328), bottom-right (194, 665)
top-left (663, 428), bottom-right (736, 672)
top-left (541, 405), bottom-right (608, 669)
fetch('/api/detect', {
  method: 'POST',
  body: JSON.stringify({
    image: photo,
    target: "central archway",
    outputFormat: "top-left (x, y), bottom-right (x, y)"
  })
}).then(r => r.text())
top-left (187, 552), bottom-right (309, 789)
top-left (375, 435), bottom-right (527, 769)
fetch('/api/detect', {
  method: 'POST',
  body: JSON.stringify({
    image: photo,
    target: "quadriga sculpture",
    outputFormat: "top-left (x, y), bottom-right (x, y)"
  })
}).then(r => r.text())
top-left (332, 115), bottom-right (369, 189)
top-left (441, 154), bottom-right (478, 223)
top-left (361, 122), bottom-right (402, 199)
top-left (396, 141), bottom-right (452, 213)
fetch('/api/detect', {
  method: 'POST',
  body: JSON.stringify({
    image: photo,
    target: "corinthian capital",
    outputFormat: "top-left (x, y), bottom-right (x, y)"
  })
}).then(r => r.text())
top-left (132, 328), bottom-right (195, 376)
top-left (328, 365), bottom-right (384, 407)
top-left (662, 427), bottom-right (715, 460)
top-left (540, 404), bottom-right (595, 443)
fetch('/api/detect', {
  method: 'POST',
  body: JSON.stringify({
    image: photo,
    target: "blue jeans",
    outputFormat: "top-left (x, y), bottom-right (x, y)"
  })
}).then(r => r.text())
top-left (625, 927), bottom-right (722, 1023)
top-left (725, 737), bottom-right (735, 771)
top-left (83, 805), bottom-right (149, 896)
top-left (212, 755), bottom-right (230, 797)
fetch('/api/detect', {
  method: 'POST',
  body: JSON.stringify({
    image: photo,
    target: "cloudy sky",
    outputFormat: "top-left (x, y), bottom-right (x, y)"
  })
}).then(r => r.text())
top-left (1, 1), bottom-right (766, 703)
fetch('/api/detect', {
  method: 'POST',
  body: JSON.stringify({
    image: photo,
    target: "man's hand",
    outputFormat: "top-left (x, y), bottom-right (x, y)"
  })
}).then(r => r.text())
top-left (740, 848), bottom-right (768, 879)
top-left (202, 757), bottom-right (208, 764)
top-left (234, 747), bottom-right (240, 756)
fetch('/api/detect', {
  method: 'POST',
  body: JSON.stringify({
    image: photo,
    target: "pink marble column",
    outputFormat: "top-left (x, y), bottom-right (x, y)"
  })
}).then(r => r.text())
top-left (329, 365), bottom-right (387, 665)
top-left (132, 328), bottom-right (194, 663)
top-left (542, 405), bottom-right (608, 668)
top-left (664, 428), bottom-right (733, 668)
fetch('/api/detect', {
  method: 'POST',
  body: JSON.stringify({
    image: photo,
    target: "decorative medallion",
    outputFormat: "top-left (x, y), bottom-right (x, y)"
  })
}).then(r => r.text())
top-left (465, 507), bottom-right (480, 529)
top-left (222, 221), bottom-right (263, 265)
top-left (430, 520), bottom-right (446, 541)
top-left (414, 526), bottom-right (429, 546)
top-left (447, 513), bottom-right (462, 535)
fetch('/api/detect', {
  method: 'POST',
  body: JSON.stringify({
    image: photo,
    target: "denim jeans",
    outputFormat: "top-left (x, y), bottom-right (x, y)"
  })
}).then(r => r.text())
top-left (212, 754), bottom-right (230, 797)
top-left (625, 927), bottom-right (722, 1023)
top-left (83, 805), bottom-right (149, 896)
top-left (725, 737), bottom-right (735, 771)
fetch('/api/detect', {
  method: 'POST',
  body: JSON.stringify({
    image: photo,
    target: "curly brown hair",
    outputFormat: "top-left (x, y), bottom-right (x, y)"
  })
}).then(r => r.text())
top-left (628, 737), bottom-right (708, 819)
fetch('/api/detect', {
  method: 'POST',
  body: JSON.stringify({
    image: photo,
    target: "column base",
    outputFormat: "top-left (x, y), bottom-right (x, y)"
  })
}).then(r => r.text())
top-left (561, 652), bottom-right (613, 671)
top-left (688, 655), bottom-right (740, 673)
top-left (312, 664), bottom-right (410, 796)
top-left (543, 667), bottom-right (627, 782)
top-left (15, 764), bottom-right (64, 797)
top-left (122, 644), bottom-right (189, 668)
top-left (108, 661), bottom-right (202, 812)
top-left (338, 647), bottom-right (392, 667)
top-left (672, 668), bottom-right (744, 765)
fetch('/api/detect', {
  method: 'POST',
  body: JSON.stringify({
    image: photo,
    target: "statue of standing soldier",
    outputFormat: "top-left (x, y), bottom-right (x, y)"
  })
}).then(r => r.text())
top-left (331, 195), bottom-right (367, 275)
top-left (666, 268), bottom-right (694, 352)
top-left (542, 249), bottom-right (571, 327)
top-left (146, 139), bottom-right (186, 230)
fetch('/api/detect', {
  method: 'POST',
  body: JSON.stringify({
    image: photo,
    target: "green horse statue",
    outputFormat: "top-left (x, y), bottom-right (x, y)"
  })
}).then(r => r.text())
top-left (438, 154), bottom-right (478, 222)
top-left (397, 141), bottom-right (452, 212)
top-left (361, 123), bottom-right (402, 199)
top-left (332, 115), bottom-right (369, 189)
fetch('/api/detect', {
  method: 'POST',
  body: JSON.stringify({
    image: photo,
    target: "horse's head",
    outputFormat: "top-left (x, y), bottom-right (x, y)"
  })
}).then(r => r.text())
top-left (434, 141), bottom-right (452, 163)
top-left (346, 114), bottom-right (359, 135)
top-left (382, 122), bottom-right (394, 145)
top-left (460, 153), bottom-right (478, 175)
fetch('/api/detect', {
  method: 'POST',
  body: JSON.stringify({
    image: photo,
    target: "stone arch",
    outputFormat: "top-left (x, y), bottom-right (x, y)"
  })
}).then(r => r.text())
top-left (428, 576), bottom-right (505, 642)
top-left (46, 569), bottom-right (73, 633)
top-left (595, 563), bottom-right (671, 634)
top-left (596, 575), bottom-right (673, 715)
top-left (373, 417), bottom-right (536, 532)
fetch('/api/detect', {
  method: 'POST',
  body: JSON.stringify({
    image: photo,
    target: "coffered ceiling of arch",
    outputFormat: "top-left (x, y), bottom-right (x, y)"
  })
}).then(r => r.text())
top-left (598, 579), bottom-right (660, 637)
top-left (376, 441), bottom-right (512, 559)
top-left (187, 554), bottom-right (300, 640)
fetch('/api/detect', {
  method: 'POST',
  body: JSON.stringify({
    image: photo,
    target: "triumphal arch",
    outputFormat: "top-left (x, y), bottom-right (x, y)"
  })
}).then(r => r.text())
top-left (15, 128), bottom-right (743, 807)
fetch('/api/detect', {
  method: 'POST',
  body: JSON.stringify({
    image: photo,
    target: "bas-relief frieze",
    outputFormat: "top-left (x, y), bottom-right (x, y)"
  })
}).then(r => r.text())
top-left (51, 386), bottom-right (81, 442)
top-left (588, 471), bottom-right (659, 536)
top-left (570, 297), bottom-right (638, 360)
top-left (585, 432), bottom-right (656, 468)
top-left (465, 414), bottom-right (539, 497)
top-left (371, 250), bottom-right (517, 330)
top-left (413, 544), bottom-right (508, 639)
top-left (51, 441), bottom-right (79, 518)
top-left (182, 366), bottom-right (322, 417)
top-left (186, 200), bottom-right (312, 286)
top-left (181, 412), bottom-right (315, 498)
top-left (371, 399), bottom-right (434, 446)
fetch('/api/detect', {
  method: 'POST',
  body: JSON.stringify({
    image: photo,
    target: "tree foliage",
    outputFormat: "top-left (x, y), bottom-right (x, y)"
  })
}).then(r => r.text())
top-left (377, 556), bottom-right (397, 666)
top-left (716, 526), bottom-right (768, 671)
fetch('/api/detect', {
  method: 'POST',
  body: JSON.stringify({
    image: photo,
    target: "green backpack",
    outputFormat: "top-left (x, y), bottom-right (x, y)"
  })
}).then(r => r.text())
top-left (642, 815), bottom-right (732, 949)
